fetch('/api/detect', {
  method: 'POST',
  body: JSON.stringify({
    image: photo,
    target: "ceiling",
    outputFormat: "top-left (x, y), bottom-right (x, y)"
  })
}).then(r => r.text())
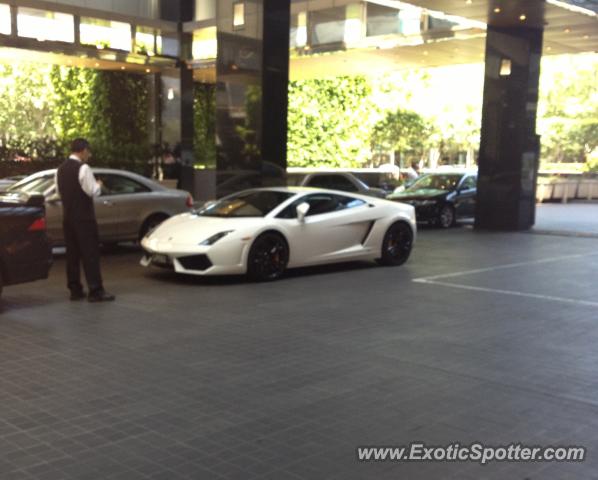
top-left (288, 0), bottom-right (597, 80)
top-left (405, 0), bottom-right (597, 52)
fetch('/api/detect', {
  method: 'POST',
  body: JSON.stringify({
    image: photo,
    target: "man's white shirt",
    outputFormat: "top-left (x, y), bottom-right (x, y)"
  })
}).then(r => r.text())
top-left (55, 155), bottom-right (101, 198)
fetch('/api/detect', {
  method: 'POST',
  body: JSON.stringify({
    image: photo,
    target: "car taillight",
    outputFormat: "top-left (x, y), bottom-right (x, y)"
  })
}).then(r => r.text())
top-left (186, 195), bottom-right (194, 208)
top-left (28, 217), bottom-right (46, 232)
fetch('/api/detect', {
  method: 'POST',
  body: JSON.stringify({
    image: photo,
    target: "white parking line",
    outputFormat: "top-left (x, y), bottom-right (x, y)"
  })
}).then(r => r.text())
top-left (413, 279), bottom-right (598, 308)
top-left (413, 253), bottom-right (598, 308)
top-left (414, 253), bottom-right (596, 282)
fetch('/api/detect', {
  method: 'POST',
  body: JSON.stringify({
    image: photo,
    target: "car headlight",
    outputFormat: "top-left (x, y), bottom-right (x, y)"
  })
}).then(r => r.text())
top-left (199, 230), bottom-right (234, 246)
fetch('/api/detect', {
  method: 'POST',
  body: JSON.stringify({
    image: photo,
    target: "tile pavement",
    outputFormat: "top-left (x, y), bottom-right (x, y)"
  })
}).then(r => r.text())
top-left (0, 228), bottom-right (597, 479)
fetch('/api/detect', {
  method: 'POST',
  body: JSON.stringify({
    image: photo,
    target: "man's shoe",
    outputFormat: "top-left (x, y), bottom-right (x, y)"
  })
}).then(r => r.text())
top-left (70, 290), bottom-right (86, 301)
top-left (88, 291), bottom-right (116, 303)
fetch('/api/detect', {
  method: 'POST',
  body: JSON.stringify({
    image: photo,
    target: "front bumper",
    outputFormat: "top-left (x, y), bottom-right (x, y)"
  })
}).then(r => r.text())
top-left (140, 237), bottom-right (248, 276)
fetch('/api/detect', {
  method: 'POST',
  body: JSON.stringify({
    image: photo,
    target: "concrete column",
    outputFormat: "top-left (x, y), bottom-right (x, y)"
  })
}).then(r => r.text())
top-left (475, 25), bottom-right (544, 230)
top-left (215, 0), bottom-right (290, 198)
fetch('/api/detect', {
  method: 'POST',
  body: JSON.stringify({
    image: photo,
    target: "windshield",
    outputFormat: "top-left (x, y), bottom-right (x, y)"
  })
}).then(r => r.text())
top-left (407, 174), bottom-right (463, 192)
top-left (7, 175), bottom-right (54, 194)
top-left (198, 190), bottom-right (294, 218)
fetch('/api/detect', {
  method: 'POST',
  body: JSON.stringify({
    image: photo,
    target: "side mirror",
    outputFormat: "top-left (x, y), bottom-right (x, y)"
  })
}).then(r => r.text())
top-left (296, 202), bottom-right (310, 222)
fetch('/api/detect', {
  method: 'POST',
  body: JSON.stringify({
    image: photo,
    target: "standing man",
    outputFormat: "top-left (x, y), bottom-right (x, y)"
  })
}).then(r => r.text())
top-left (56, 138), bottom-right (115, 302)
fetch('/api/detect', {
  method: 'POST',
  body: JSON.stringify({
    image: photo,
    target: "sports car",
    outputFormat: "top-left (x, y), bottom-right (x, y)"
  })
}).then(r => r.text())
top-left (140, 187), bottom-right (416, 281)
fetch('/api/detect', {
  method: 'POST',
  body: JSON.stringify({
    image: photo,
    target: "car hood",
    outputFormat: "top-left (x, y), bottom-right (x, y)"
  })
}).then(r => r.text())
top-left (387, 189), bottom-right (448, 201)
top-left (145, 212), bottom-right (264, 246)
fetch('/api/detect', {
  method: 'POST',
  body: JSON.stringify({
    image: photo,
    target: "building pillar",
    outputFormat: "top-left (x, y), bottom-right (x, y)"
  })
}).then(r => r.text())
top-left (158, 0), bottom-right (195, 190)
top-left (475, 25), bottom-right (543, 230)
top-left (215, 0), bottom-right (290, 198)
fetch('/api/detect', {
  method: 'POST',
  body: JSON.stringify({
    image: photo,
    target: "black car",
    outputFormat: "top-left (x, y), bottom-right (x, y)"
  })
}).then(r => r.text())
top-left (0, 194), bottom-right (52, 297)
top-left (387, 172), bottom-right (477, 228)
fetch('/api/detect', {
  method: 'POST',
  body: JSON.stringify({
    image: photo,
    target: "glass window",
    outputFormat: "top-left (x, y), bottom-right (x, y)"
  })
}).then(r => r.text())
top-left (307, 174), bottom-right (358, 192)
top-left (407, 174), bottom-right (463, 192)
top-left (17, 7), bottom-right (74, 43)
top-left (80, 17), bottom-right (131, 51)
top-left (198, 190), bottom-right (294, 218)
top-left (366, 4), bottom-right (400, 37)
top-left (310, 7), bottom-right (346, 46)
top-left (96, 175), bottom-right (149, 195)
top-left (8, 175), bottom-right (54, 195)
top-left (427, 16), bottom-right (459, 31)
top-left (278, 193), bottom-right (365, 218)
top-left (233, 2), bottom-right (245, 29)
top-left (0, 3), bottom-right (10, 35)
top-left (460, 176), bottom-right (477, 190)
top-left (192, 27), bottom-right (217, 60)
top-left (135, 26), bottom-right (155, 55)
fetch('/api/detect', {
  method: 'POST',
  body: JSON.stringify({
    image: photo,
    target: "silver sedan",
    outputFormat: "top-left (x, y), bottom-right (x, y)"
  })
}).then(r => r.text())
top-left (5, 168), bottom-right (193, 245)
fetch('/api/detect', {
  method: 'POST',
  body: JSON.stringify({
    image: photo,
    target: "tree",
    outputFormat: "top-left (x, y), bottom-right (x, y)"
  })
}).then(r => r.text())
top-left (370, 108), bottom-right (431, 164)
top-left (538, 53), bottom-right (598, 165)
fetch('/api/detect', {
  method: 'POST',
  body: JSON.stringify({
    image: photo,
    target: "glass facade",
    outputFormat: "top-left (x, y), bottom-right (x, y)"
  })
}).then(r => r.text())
top-left (310, 6), bottom-right (346, 45)
top-left (17, 7), bottom-right (74, 43)
top-left (192, 27), bottom-right (217, 60)
top-left (366, 4), bottom-right (400, 37)
top-left (80, 17), bottom-right (131, 51)
top-left (195, 0), bottom-right (216, 21)
top-left (135, 26), bottom-right (156, 55)
top-left (233, 2), bottom-right (245, 28)
top-left (0, 3), bottom-right (10, 35)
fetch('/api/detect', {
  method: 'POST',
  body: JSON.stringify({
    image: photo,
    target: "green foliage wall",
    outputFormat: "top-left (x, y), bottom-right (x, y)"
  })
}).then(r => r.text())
top-left (287, 76), bottom-right (378, 168)
top-left (193, 83), bottom-right (216, 168)
top-left (0, 62), bottom-right (151, 174)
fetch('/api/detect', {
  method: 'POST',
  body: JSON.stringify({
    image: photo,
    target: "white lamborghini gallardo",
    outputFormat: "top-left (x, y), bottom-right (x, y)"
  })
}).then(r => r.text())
top-left (141, 187), bottom-right (416, 281)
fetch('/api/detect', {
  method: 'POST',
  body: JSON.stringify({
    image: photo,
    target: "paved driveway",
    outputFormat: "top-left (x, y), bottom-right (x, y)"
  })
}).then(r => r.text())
top-left (1, 228), bottom-right (597, 479)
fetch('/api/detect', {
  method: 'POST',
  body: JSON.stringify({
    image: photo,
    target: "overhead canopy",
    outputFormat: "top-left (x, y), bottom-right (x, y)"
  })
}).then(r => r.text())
top-left (289, 0), bottom-right (598, 79)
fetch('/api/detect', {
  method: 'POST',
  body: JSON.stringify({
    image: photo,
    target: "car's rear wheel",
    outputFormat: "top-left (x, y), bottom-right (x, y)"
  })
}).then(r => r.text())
top-left (378, 221), bottom-right (413, 266)
top-left (437, 205), bottom-right (455, 229)
top-left (139, 214), bottom-right (169, 241)
top-left (247, 232), bottom-right (289, 281)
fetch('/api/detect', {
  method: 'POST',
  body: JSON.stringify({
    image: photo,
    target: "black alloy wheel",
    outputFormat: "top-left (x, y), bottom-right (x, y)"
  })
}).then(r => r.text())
top-left (437, 205), bottom-right (455, 229)
top-left (247, 232), bottom-right (289, 281)
top-left (379, 221), bottom-right (413, 266)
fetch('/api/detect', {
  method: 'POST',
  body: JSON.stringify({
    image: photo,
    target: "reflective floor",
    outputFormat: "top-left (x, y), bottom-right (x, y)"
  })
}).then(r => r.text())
top-left (1, 227), bottom-right (597, 479)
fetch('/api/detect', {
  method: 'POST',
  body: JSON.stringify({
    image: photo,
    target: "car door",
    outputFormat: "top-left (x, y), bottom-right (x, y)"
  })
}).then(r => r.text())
top-left (94, 173), bottom-right (153, 240)
top-left (455, 175), bottom-right (477, 218)
top-left (278, 193), bottom-right (373, 266)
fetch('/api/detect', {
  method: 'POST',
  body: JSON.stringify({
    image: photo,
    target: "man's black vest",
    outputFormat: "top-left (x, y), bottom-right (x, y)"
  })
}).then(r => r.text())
top-left (56, 159), bottom-right (96, 222)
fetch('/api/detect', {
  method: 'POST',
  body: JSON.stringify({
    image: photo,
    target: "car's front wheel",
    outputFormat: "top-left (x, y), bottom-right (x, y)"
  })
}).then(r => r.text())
top-left (378, 221), bottom-right (413, 266)
top-left (436, 205), bottom-right (455, 229)
top-left (247, 232), bottom-right (289, 281)
top-left (139, 214), bottom-right (169, 241)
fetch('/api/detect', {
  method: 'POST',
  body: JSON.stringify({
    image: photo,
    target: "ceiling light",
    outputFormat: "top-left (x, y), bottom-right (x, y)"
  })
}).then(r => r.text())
top-left (94, 62), bottom-right (100, 67)
top-left (120, 66), bottom-right (125, 70)
top-left (145, 68), bottom-right (151, 73)
top-left (519, 14), bottom-right (527, 21)
top-left (564, 28), bottom-right (571, 33)
top-left (583, 34), bottom-right (589, 39)
top-left (465, 0), bottom-right (472, 4)
top-left (547, 46), bottom-right (552, 51)
top-left (494, 7), bottom-right (501, 13)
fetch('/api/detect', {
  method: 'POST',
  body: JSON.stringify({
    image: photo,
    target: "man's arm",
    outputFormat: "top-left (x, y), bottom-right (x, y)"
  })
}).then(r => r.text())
top-left (78, 164), bottom-right (102, 198)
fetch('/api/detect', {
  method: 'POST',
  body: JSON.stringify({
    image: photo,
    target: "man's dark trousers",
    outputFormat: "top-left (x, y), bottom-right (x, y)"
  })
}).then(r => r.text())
top-left (63, 220), bottom-right (103, 294)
